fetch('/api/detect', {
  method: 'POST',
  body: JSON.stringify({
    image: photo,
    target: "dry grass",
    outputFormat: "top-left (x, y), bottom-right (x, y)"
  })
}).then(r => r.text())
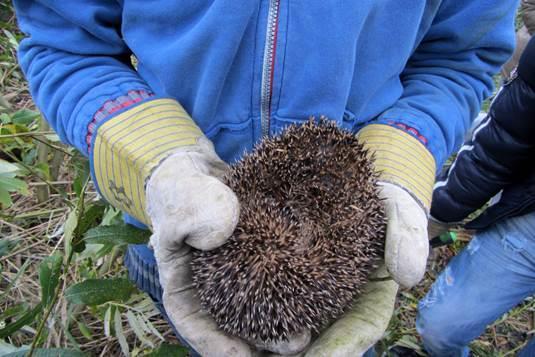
top-left (378, 231), bottom-right (535, 356)
top-left (1, 6), bottom-right (177, 356)
top-left (1, 183), bottom-right (179, 355)
top-left (1, 3), bottom-right (533, 356)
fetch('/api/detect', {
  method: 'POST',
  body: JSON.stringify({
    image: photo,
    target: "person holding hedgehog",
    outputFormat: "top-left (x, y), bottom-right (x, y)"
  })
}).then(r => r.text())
top-left (12, 1), bottom-right (518, 356)
top-left (409, 35), bottom-right (535, 357)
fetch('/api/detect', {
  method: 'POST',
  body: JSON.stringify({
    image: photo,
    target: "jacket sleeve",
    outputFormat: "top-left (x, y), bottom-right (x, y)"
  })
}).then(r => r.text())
top-left (375, 0), bottom-right (518, 168)
top-left (431, 35), bottom-right (535, 223)
top-left (13, 1), bottom-right (153, 155)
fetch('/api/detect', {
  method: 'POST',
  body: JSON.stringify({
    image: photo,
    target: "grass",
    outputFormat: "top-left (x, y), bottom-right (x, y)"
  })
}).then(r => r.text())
top-left (378, 233), bottom-right (535, 356)
top-left (1, 3), bottom-right (533, 356)
top-left (0, 6), bottom-right (179, 356)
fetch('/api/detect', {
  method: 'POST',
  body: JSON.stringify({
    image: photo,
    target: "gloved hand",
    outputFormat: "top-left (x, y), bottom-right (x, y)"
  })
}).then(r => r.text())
top-left (427, 215), bottom-right (454, 239)
top-left (262, 124), bottom-right (436, 356)
top-left (378, 182), bottom-right (429, 288)
top-left (91, 98), bottom-right (308, 356)
top-left (358, 124), bottom-right (436, 288)
top-left (304, 266), bottom-right (398, 356)
top-left (147, 147), bottom-right (310, 356)
top-left (259, 266), bottom-right (398, 357)
top-left (147, 141), bottom-right (251, 356)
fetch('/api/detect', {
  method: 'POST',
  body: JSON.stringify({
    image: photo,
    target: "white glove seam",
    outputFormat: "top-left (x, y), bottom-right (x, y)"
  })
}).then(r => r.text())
top-left (169, 308), bottom-right (203, 321)
top-left (380, 182), bottom-right (428, 288)
top-left (391, 204), bottom-right (403, 277)
top-left (378, 180), bottom-right (428, 214)
top-left (166, 284), bottom-right (196, 294)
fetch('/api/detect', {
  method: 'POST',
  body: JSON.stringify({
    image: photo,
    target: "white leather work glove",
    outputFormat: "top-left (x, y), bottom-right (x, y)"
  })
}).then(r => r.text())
top-left (147, 142), bottom-right (250, 356)
top-left (304, 266), bottom-right (398, 357)
top-left (379, 182), bottom-right (429, 288)
top-left (427, 215), bottom-right (454, 239)
top-left (260, 124), bottom-right (436, 357)
top-left (91, 98), bottom-right (308, 356)
top-left (147, 146), bottom-right (310, 356)
top-left (259, 266), bottom-right (398, 357)
top-left (358, 124), bottom-right (436, 288)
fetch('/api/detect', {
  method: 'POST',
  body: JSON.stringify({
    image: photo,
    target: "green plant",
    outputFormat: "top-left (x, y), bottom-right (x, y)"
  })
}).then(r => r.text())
top-left (0, 5), bottom-right (185, 355)
top-left (2, 2), bottom-right (533, 356)
top-left (0, 160), bottom-right (28, 208)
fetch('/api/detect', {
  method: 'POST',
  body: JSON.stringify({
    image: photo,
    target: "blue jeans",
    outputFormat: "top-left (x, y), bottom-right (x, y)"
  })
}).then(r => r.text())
top-left (416, 211), bottom-right (535, 357)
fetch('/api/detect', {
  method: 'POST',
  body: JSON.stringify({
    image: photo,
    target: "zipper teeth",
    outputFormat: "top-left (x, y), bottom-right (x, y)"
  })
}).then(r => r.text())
top-left (260, 0), bottom-right (280, 137)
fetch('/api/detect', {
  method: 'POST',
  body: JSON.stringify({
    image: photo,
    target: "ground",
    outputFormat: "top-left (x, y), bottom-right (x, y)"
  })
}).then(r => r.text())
top-left (0, 3), bottom-right (533, 357)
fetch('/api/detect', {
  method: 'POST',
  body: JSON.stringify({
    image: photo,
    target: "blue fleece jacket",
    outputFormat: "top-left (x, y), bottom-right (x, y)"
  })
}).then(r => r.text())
top-left (13, 0), bottom-right (517, 168)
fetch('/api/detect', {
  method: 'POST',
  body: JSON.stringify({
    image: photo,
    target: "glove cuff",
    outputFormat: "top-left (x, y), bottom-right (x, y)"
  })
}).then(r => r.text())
top-left (358, 124), bottom-right (435, 210)
top-left (91, 98), bottom-right (203, 225)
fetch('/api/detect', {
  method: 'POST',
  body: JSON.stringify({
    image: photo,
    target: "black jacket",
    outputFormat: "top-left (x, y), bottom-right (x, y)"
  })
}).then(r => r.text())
top-left (431, 36), bottom-right (535, 230)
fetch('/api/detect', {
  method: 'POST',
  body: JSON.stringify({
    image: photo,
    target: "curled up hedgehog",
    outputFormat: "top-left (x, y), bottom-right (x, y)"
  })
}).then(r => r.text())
top-left (191, 118), bottom-right (386, 344)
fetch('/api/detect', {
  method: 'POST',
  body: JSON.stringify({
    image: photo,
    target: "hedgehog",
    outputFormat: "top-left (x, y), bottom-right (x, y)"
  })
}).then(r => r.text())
top-left (191, 118), bottom-right (386, 344)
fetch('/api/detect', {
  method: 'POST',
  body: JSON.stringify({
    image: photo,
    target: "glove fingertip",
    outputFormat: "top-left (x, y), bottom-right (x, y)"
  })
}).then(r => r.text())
top-left (387, 262), bottom-right (425, 289)
top-left (186, 230), bottom-right (231, 250)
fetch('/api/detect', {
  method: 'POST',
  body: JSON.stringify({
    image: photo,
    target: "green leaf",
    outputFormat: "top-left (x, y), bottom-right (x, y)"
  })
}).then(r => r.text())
top-left (64, 178), bottom-right (92, 255)
top-left (44, 134), bottom-right (60, 142)
top-left (0, 189), bottom-right (12, 207)
top-left (147, 343), bottom-right (189, 357)
top-left (11, 109), bottom-right (40, 126)
top-left (0, 113), bottom-right (11, 124)
top-left (0, 304), bottom-right (28, 323)
top-left (126, 310), bottom-right (154, 348)
top-left (0, 259), bottom-right (31, 301)
top-left (0, 176), bottom-right (29, 194)
top-left (0, 159), bottom-right (24, 177)
top-left (63, 207), bottom-right (80, 258)
top-left (94, 244), bottom-right (115, 259)
top-left (83, 224), bottom-right (151, 246)
top-left (77, 321), bottom-right (93, 340)
top-left (0, 341), bottom-right (29, 355)
top-left (72, 158), bottom-right (90, 198)
top-left (0, 94), bottom-right (11, 110)
top-left (3, 348), bottom-right (87, 357)
top-left (101, 206), bottom-right (122, 226)
top-left (39, 253), bottom-right (63, 306)
top-left (103, 305), bottom-right (114, 337)
top-left (138, 313), bottom-right (164, 341)
top-left (0, 159), bottom-right (29, 207)
top-left (114, 309), bottom-right (129, 356)
top-left (0, 123), bottom-right (29, 136)
top-left (0, 303), bottom-right (43, 338)
top-left (34, 162), bottom-right (50, 181)
top-left (394, 335), bottom-right (425, 355)
top-left (0, 238), bottom-right (19, 258)
top-left (72, 204), bottom-right (106, 253)
top-left (75, 205), bottom-right (106, 241)
top-left (64, 278), bottom-right (137, 306)
top-left (2, 29), bottom-right (19, 49)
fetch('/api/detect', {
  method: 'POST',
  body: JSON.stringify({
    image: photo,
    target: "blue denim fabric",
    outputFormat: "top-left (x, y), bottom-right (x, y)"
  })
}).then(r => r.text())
top-left (416, 211), bottom-right (535, 356)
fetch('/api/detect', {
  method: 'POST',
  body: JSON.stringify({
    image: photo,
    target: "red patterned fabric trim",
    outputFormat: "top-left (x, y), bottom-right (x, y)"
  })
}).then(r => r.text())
top-left (86, 90), bottom-right (154, 151)
top-left (386, 120), bottom-right (428, 146)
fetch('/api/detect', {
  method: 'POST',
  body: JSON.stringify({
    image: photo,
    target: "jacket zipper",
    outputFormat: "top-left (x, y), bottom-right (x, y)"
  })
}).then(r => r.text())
top-left (260, 0), bottom-right (281, 137)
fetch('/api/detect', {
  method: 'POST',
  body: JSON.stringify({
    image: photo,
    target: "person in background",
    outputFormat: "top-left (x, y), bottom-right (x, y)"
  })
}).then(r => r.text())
top-left (12, 1), bottom-right (518, 355)
top-left (502, 0), bottom-right (535, 78)
top-left (417, 35), bottom-right (535, 357)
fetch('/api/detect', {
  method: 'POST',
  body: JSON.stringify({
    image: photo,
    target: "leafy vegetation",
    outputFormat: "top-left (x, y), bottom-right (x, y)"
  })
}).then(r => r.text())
top-left (1, 2), bottom-right (533, 357)
top-left (0, 5), bottom-right (180, 356)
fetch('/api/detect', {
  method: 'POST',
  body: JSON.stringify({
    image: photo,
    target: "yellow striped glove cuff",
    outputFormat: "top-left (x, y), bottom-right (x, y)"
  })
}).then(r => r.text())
top-left (357, 124), bottom-right (436, 210)
top-left (91, 99), bottom-right (203, 225)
